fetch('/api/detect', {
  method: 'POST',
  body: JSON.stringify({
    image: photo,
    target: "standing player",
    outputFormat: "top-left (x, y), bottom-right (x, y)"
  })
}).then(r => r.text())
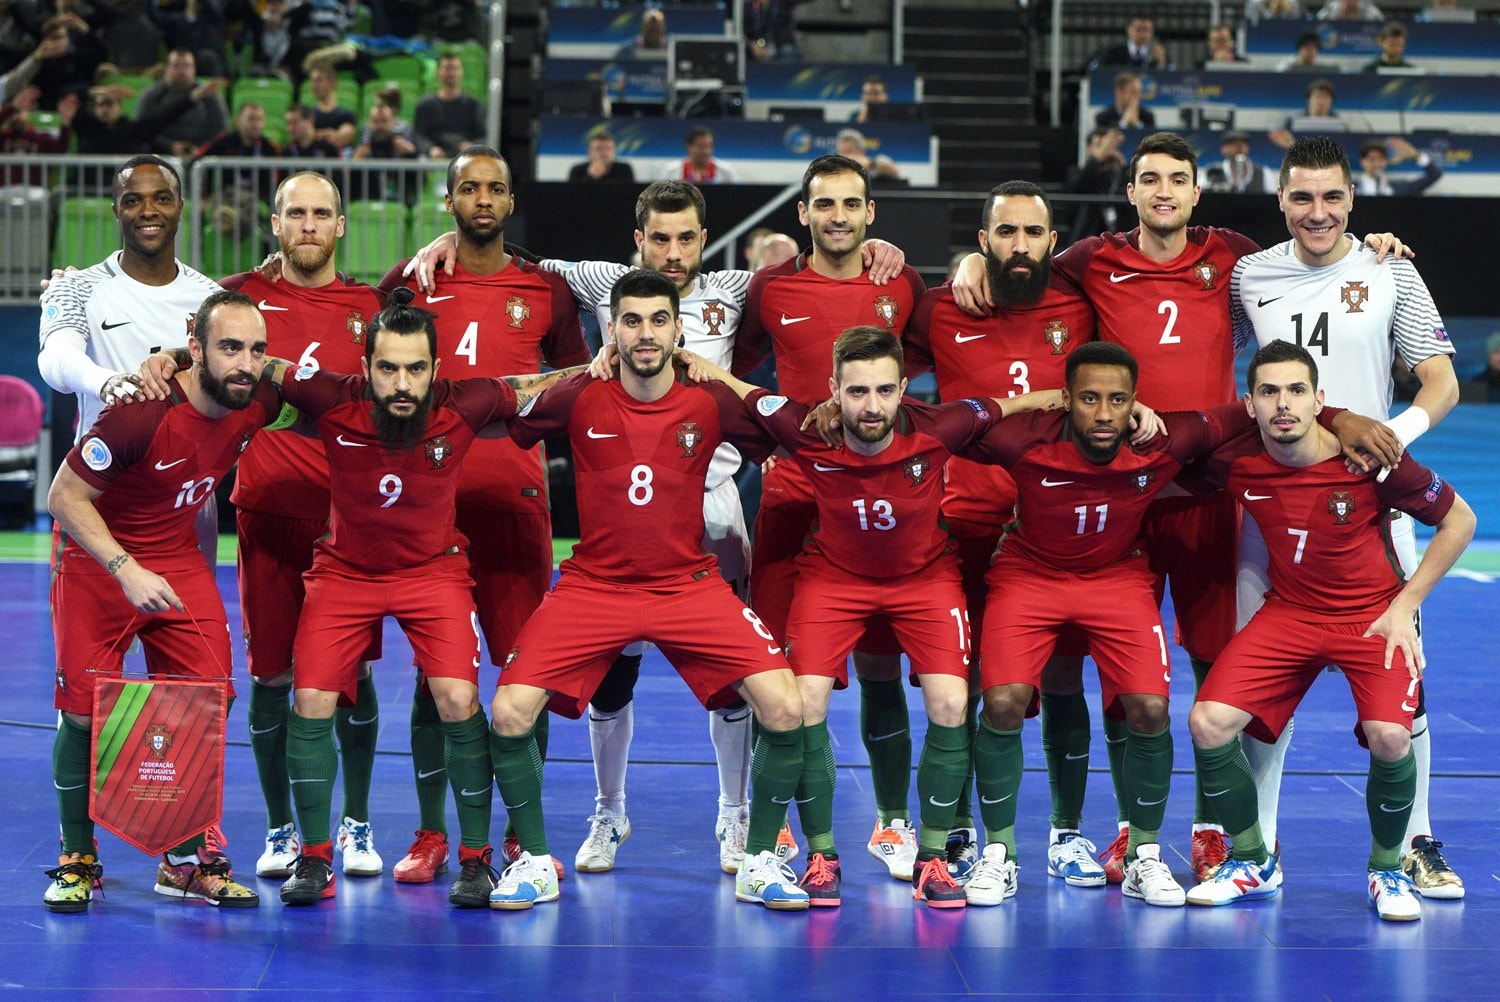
top-left (221, 171), bottom-right (389, 881)
top-left (904, 181), bottom-right (1103, 886)
top-left (1184, 341), bottom-right (1474, 921)
top-left (1231, 137), bottom-right (1464, 896)
top-left (486, 270), bottom-right (809, 912)
top-left (379, 146), bottom-right (590, 884)
top-left (732, 154), bottom-right (928, 882)
top-left (43, 291), bottom-right (275, 912)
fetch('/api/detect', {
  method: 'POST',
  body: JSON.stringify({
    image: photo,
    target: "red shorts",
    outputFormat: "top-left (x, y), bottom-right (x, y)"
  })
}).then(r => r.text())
top-left (786, 557), bottom-right (970, 688)
top-left (1198, 599), bottom-right (1418, 744)
top-left (1143, 492), bottom-right (1239, 663)
top-left (456, 508), bottom-right (553, 665)
top-left (51, 549), bottom-right (234, 715)
top-left (980, 554), bottom-right (1171, 715)
top-left (293, 551), bottom-right (479, 705)
top-left (500, 571), bottom-right (789, 719)
top-left (750, 461), bottom-right (899, 655)
top-left (948, 516), bottom-right (1088, 661)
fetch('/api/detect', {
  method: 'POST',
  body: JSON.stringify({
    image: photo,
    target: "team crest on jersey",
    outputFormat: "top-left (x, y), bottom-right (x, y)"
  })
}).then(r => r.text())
top-left (293, 364), bottom-right (316, 381)
top-left (874, 294), bottom-right (900, 329)
top-left (1194, 260), bottom-right (1219, 290)
top-left (145, 724), bottom-right (172, 760)
top-left (1328, 489), bottom-right (1356, 524)
top-left (237, 429), bottom-right (255, 454)
top-left (676, 421), bottom-right (703, 457)
top-left (1043, 320), bottom-right (1070, 355)
top-left (347, 311), bottom-right (367, 344)
top-left (701, 300), bottom-right (726, 336)
top-left (55, 665), bottom-right (65, 691)
top-left (80, 437), bottom-right (112, 472)
top-left (1341, 281), bottom-right (1369, 313)
top-left (503, 646), bottom-right (521, 668)
top-left (425, 436), bottom-right (454, 469)
top-left (506, 295), bottom-right (531, 329)
top-left (756, 394), bottom-right (789, 416)
top-left (1133, 470), bottom-right (1157, 494)
top-left (904, 454), bottom-right (931, 485)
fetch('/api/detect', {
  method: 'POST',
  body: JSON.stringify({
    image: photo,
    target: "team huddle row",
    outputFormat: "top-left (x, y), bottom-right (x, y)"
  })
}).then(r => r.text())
top-left (36, 134), bottom-right (1472, 922)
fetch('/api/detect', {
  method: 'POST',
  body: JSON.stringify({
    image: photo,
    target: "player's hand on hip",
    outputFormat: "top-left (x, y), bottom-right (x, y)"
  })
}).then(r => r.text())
top-left (588, 341), bottom-right (619, 381)
top-left (1362, 232), bottom-right (1414, 263)
top-left (862, 238), bottom-right (906, 285)
top-left (1364, 603), bottom-right (1422, 677)
top-left (950, 252), bottom-right (994, 318)
top-left (403, 231), bottom-right (459, 291)
top-left (118, 563), bottom-right (186, 614)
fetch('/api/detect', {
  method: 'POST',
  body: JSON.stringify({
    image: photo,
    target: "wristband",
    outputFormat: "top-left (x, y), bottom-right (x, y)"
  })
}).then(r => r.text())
top-left (1384, 406), bottom-right (1430, 449)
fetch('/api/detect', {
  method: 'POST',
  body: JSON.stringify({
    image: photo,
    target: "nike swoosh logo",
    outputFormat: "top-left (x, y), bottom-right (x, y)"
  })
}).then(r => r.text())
top-left (1379, 801), bottom-right (1414, 813)
top-left (249, 724), bottom-right (281, 735)
top-left (154, 458), bottom-right (186, 470)
top-left (1401, 701), bottom-right (1418, 713)
top-left (1041, 478), bottom-right (1075, 487)
top-left (1257, 296), bottom-right (1283, 308)
top-left (980, 794), bottom-right (1014, 805)
top-left (1108, 272), bottom-right (1141, 283)
top-left (289, 778), bottom-right (327, 784)
top-left (1243, 491), bottom-right (1272, 502)
top-left (771, 795), bottom-right (794, 804)
top-left (501, 801), bottom-right (529, 810)
top-left (459, 788), bottom-right (490, 797)
top-left (1135, 796), bottom-right (1167, 807)
top-left (258, 300), bottom-right (290, 312)
top-left (1064, 752), bottom-right (1089, 761)
top-left (586, 427), bottom-right (618, 439)
top-left (813, 463), bottom-right (844, 472)
top-left (417, 768), bottom-right (445, 779)
top-left (722, 711), bottom-right (752, 723)
top-left (101, 319), bottom-right (131, 330)
top-left (54, 781), bottom-right (87, 791)
top-left (1105, 736), bottom-right (1128, 745)
top-left (928, 795), bottom-right (960, 808)
top-left (794, 796), bottom-right (817, 804)
top-left (1204, 789), bottom-right (1230, 798)
top-left (425, 295), bottom-right (455, 304)
top-left (336, 435), bottom-right (367, 447)
top-left (953, 332), bottom-right (986, 344)
top-left (866, 729), bottom-right (907, 742)
top-left (780, 314), bottom-right (810, 325)
top-left (345, 716), bottom-right (376, 726)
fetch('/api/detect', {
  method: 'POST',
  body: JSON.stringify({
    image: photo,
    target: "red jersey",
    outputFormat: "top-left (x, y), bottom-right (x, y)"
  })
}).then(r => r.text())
top-left (971, 403), bottom-right (1252, 572)
top-left (745, 390), bottom-right (998, 578)
top-left (508, 373), bottom-right (773, 587)
top-left (906, 278), bottom-right (1096, 523)
top-left (280, 369), bottom-right (518, 572)
top-left (732, 250), bottom-right (926, 404)
top-left (66, 377), bottom-right (281, 561)
top-left (1219, 446), bottom-right (1456, 620)
top-left (381, 257), bottom-right (589, 513)
top-left (223, 271), bottom-right (385, 517)
top-left (1053, 227), bottom-right (1259, 410)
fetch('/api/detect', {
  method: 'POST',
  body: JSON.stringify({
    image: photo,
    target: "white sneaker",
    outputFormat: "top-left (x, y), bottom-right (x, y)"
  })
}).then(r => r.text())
top-left (1122, 843), bottom-right (1185, 907)
top-left (1186, 854), bottom-right (1282, 906)
top-left (1368, 868), bottom-right (1422, 922)
top-left (256, 823), bottom-right (300, 878)
top-left (574, 814), bottom-right (630, 873)
top-left (490, 851), bottom-right (561, 910)
top-left (735, 849), bottom-right (810, 910)
top-left (716, 815), bottom-right (748, 874)
top-left (1047, 832), bottom-right (1107, 888)
top-left (965, 843), bottom-right (1018, 906)
top-left (867, 818), bottom-right (918, 881)
top-left (337, 817), bottom-right (383, 877)
top-left (774, 821), bottom-right (799, 865)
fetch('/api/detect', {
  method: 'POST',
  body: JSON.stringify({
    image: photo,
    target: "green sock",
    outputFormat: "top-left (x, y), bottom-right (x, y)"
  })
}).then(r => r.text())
top-left (1041, 690), bottom-right (1090, 831)
top-left (287, 712), bottom-right (338, 845)
top-left (1193, 739), bottom-right (1266, 862)
top-left (1189, 657), bottom-right (1215, 826)
top-left (973, 718), bottom-right (1022, 859)
top-left (747, 723), bottom-right (804, 856)
top-left (795, 720), bottom-right (837, 855)
top-left (490, 723), bottom-right (547, 855)
top-left (53, 715), bottom-right (94, 854)
top-left (443, 711), bottom-right (493, 850)
top-left (1124, 725), bottom-right (1172, 858)
top-left (336, 672), bottom-right (379, 822)
top-left (534, 710), bottom-right (551, 759)
top-left (1104, 713), bottom-right (1130, 824)
top-left (952, 695), bottom-right (979, 829)
top-left (1367, 748), bottom-right (1417, 871)
top-left (409, 682), bottom-right (448, 834)
top-left (859, 676), bottom-right (911, 823)
top-left (247, 681), bottom-right (293, 829)
top-left (916, 722), bottom-right (969, 856)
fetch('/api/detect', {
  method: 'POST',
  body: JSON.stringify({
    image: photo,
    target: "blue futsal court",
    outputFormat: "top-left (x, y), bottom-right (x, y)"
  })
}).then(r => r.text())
top-left (1, 408), bottom-right (1496, 1000)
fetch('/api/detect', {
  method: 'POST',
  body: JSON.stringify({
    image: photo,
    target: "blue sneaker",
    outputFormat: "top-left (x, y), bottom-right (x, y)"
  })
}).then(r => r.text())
top-left (1047, 832), bottom-right (1106, 888)
top-left (1186, 852), bottom-right (1282, 906)
top-left (489, 851), bottom-right (560, 910)
top-left (735, 850), bottom-right (810, 910)
top-left (946, 827), bottom-right (979, 883)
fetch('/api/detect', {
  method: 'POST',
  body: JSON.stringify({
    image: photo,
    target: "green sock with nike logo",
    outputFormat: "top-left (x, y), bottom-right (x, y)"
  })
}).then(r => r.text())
top-left (747, 723), bottom-right (804, 856)
top-left (1041, 690), bottom-right (1090, 831)
top-left (973, 718), bottom-right (1022, 858)
top-left (859, 677), bottom-right (911, 825)
top-left (442, 711), bottom-right (492, 850)
top-left (409, 682), bottom-right (448, 834)
top-left (248, 680), bottom-right (293, 829)
top-left (336, 672), bottom-right (379, 823)
top-left (1124, 725), bottom-right (1172, 858)
top-left (53, 715), bottom-right (94, 855)
top-left (1367, 748), bottom-right (1416, 870)
top-left (916, 722), bottom-right (969, 857)
top-left (1193, 738), bottom-right (1266, 862)
top-left (287, 712), bottom-right (338, 846)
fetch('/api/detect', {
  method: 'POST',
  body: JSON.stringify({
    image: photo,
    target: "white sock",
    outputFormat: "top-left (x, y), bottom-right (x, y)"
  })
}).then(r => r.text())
top-left (1050, 826), bottom-right (1080, 844)
top-left (1242, 716), bottom-right (1294, 850)
top-left (588, 700), bottom-right (633, 816)
top-left (1404, 713), bottom-right (1432, 845)
top-left (710, 704), bottom-right (753, 818)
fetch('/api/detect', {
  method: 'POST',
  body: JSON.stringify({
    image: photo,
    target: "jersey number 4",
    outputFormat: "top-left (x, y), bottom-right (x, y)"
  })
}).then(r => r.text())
top-left (1290, 313), bottom-right (1329, 356)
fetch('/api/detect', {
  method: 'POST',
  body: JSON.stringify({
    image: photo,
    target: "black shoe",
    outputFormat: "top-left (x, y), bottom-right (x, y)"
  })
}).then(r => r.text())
top-left (448, 846), bottom-right (499, 908)
top-left (279, 855), bottom-right (335, 905)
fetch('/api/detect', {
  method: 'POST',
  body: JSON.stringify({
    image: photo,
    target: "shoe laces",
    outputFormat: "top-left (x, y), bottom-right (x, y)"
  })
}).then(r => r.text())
top-left (1131, 854), bottom-right (1174, 886)
top-left (1373, 868), bottom-right (1415, 895)
top-left (268, 826), bottom-right (297, 855)
top-left (969, 854), bottom-right (1010, 886)
top-left (345, 821), bottom-right (374, 854)
top-left (802, 853), bottom-right (838, 887)
top-left (582, 815), bottom-right (622, 853)
top-left (719, 819), bottom-right (748, 855)
top-left (203, 823), bottom-right (228, 860)
top-left (199, 857), bottom-right (234, 880)
top-left (47, 856), bottom-right (104, 886)
top-left (916, 856), bottom-right (960, 892)
top-left (407, 829), bottom-right (447, 857)
top-left (1055, 834), bottom-right (1099, 860)
top-left (1411, 838), bottom-right (1454, 873)
top-left (747, 851), bottom-right (798, 886)
top-left (459, 853), bottom-right (499, 883)
top-left (292, 854), bottom-right (329, 880)
top-left (1101, 827), bottom-right (1129, 860)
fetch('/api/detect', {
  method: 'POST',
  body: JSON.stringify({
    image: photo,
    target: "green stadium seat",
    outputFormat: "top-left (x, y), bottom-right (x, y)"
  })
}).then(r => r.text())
top-left (231, 77), bottom-right (295, 120)
top-left (53, 198), bottom-right (116, 271)
top-left (200, 223), bottom-right (266, 277)
top-left (408, 200), bottom-right (453, 247)
top-left (371, 53), bottom-right (429, 87)
top-left (296, 75), bottom-right (360, 112)
top-left (341, 201), bottom-right (410, 284)
top-left (360, 79), bottom-right (422, 118)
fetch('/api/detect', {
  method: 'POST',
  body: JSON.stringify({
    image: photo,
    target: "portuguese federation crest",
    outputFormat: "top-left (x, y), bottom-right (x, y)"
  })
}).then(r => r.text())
top-left (1133, 469), bottom-right (1157, 494)
top-left (1043, 320), bottom-right (1070, 355)
top-left (677, 421), bottom-right (703, 457)
top-left (701, 300), bottom-right (726, 336)
top-left (1328, 489), bottom-right (1356, 524)
top-left (903, 453), bottom-right (931, 485)
top-left (146, 724), bottom-right (173, 760)
top-left (1194, 260), bottom-right (1219, 290)
top-left (347, 310), bottom-right (366, 344)
top-left (1341, 281), bottom-right (1369, 313)
top-left (425, 436), bottom-right (454, 469)
top-left (506, 295), bottom-right (531, 329)
top-left (874, 294), bottom-right (900, 329)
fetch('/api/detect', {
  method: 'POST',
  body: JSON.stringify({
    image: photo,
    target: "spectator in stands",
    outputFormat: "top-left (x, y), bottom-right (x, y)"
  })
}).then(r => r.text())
top-left (136, 47), bottom-right (229, 158)
top-left (0, 86), bottom-right (74, 185)
top-left (1203, 131), bottom-right (1278, 193)
top-left (1200, 23), bottom-right (1248, 67)
top-left (1315, 0), bottom-right (1384, 19)
top-left (616, 8), bottom-right (666, 59)
top-left (1357, 137), bottom-right (1443, 194)
top-left (1472, 332), bottom-right (1500, 402)
top-left (851, 74), bottom-right (888, 123)
top-left (1089, 16), bottom-right (1167, 71)
top-left (1361, 21), bottom-right (1416, 71)
top-left (835, 127), bottom-right (902, 181)
top-left (247, 0), bottom-right (295, 79)
top-left (31, 11), bottom-right (106, 108)
top-left (1278, 31), bottom-right (1332, 73)
top-left (148, 0), bottom-right (227, 76)
top-left (755, 232), bottom-right (798, 269)
top-left (72, 79), bottom-right (210, 155)
top-left (660, 125), bottom-right (738, 184)
top-left (568, 130), bottom-right (635, 182)
top-left (307, 64), bottom-right (357, 150)
top-left (1244, 0), bottom-right (1304, 23)
top-left (0, 31), bottom-right (68, 104)
top-left (288, 0), bottom-right (355, 84)
top-left (1094, 71), bottom-right (1155, 130)
top-left (197, 100), bottom-right (280, 204)
top-left (0, 0), bottom-right (36, 75)
top-left (746, 0), bottom-right (805, 62)
top-left (1418, 0), bottom-right (1475, 22)
top-left (281, 103), bottom-right (339, 158)
top-left (358, 83), bottom-right (415, 146)
top-left (414, 53), bottom-right (484, 160)
top-left (1065, 125), bottom-right (1125, 237)
top-left (1271, 78), bottom-right (1347, 146)
top-left (92, 0), bottom-right (165, 74)
top-left (350, 98), bottom-right (417, 202)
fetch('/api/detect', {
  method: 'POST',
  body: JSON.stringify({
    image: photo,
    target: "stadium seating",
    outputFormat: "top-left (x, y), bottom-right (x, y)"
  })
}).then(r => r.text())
top-left (53, 198), bottom-right (116, 272)
top-left (340, 201), bottom-right (410, 284)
